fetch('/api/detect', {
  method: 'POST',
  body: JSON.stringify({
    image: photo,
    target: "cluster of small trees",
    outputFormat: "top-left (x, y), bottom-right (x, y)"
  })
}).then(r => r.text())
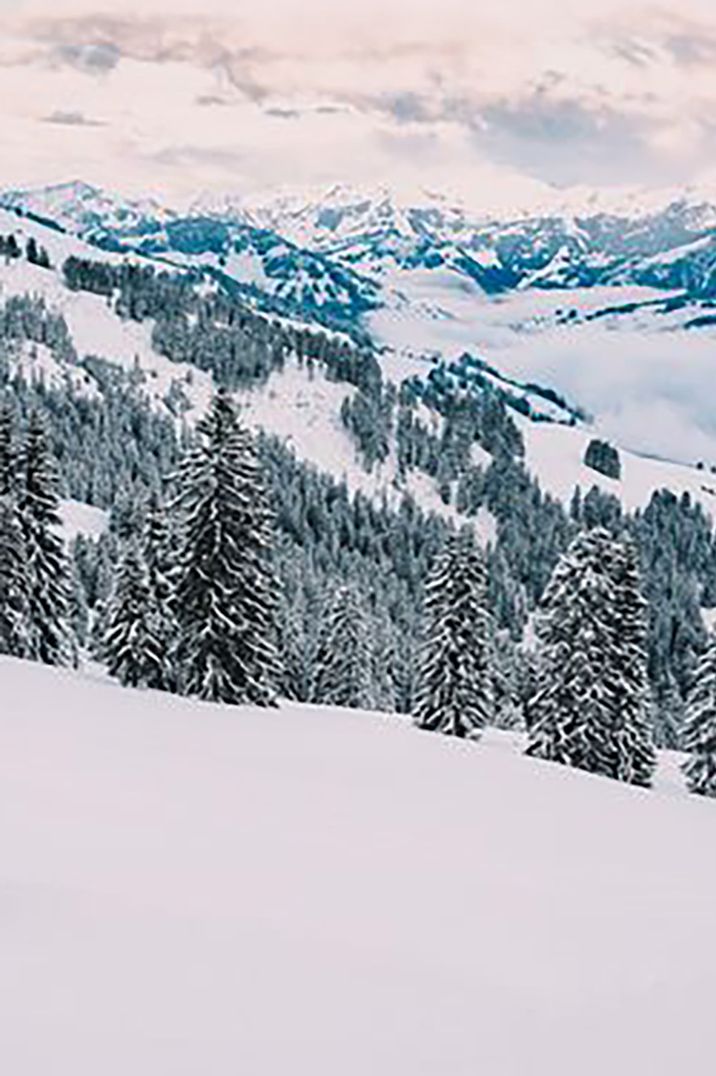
top-left (0, 233), bottom-right (51, 268)
top-left (412, 524), bottom-right (716, 797)
top-left (584, 438), bottom-right (621, 480)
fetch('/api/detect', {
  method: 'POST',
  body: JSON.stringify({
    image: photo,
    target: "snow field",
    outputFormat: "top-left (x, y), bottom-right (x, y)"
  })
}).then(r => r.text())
top-left (2, 658), bottom-right (716, 1075)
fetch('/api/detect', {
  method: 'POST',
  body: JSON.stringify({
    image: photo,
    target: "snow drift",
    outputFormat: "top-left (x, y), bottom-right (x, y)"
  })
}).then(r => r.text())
top-left (2, 657), bottom-right (716, 1075)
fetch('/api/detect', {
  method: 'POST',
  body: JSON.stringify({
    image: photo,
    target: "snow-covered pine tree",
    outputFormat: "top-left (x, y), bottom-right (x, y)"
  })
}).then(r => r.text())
top-left (608, 538), bottom-right (656, 787)
top-left (527, 528), bottom-right (656, 786)
top-left (142, 492), bottom-right (178, 688)
top-left (0, 494), bottom-right (30, 657)
top-left (681, 634), bottom-right (716, 797)
top-left (172, 390), bottom-right (280, 705)
top-left (651, 671), bottom-right (684, 750)
top-left (413, 531), bottom-right (493, 738)
top-left (0, 400), bottom-right (19, 497)
top-left (20, 413), bottom-right (72, 666)
top-left (311, 584), bottom-right (375, 709)
top-left (276, 585), bottom-right (310, 702)
top-left (493, 629), bottom-right (525, 730)
top-left (526, 528), bottom-right (619, 773)
top-left (102, 541), bottom-right (167, 689)
top-left (0, 401), bottom-right (29, 656)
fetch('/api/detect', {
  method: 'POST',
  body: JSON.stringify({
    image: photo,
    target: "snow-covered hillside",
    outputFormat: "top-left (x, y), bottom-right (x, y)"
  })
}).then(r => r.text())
top-left (3, 184), bottom-right (716, 518)
top-left (2, 657), bottom-right (715, 1076)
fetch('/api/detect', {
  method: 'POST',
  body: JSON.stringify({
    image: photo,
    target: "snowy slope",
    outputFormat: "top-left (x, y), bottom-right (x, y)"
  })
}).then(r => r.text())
top-left (58, 500), bottom-right (108, 542)
top-left (237, 363), bottom-right (497, 540)
top-left (0, 206), bottom-right (215, 423)
top-left (518, 418), bottom-right (716, 513)
top-left (2, 657), bottom-right (716, 1076)
top-left (2, 193), bottom-right (716, 519)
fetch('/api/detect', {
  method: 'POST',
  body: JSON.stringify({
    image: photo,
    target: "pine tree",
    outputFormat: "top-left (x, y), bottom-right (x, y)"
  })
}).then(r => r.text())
top-left (0, 400), bottom-right (19, 497)
top-left (102, 541), bottom-right (167, 689)
top-left (608, 539), bottom-right (656, 786)
top-left (172, 390), bottom-right (280, 705)
top-left (0, 494), bottom-right (30, 657)
top-left (311, 585), bottom-right (375, 709)
top-left (527, 529), bottom-right (656, 786)
top-left (527, 529), bottom-right (619, 772)
top-left (276, 587), bottom-right (310, 701)
top-left (142, 492), bottom-right (178, 687)
top-left (20, 413), bottom-right (72, 665)
top-left (493, 629), bottom-right (524, 730)
top-left (413, 532), bottom-right (493, 738)
top-left (0, 401), bottom-right (29, 656)
top-left (682, 635), bottom-right (716, 797)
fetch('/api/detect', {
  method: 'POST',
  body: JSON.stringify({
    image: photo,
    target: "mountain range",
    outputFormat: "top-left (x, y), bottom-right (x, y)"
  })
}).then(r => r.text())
top-left (6, 179), bottom-right (716, 306)
top-left (3, 177), bottom-right (716, 496)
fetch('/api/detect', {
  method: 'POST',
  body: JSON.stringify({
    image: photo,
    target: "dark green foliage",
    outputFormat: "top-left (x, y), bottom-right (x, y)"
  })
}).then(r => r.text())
top-left (682, 634), bottom-right (716, 797)
top-left (20, 413), bottom-right (73, 666)
top-left (311, 585), bottom-right (375, 709)
top-left (172, 391), bottom-right (280, 705)
top-left (0, 493), bottom-right (30, 657)
top-left (584, 438), bottom-right (621, 480)
top-left (414, 532), bottom-right (493, 738)
top-left (102, 542), bottom-right (167, 689)
top-left (26, 237), bottom-right (51, 269)
top-left (340, 382), bottom-right (395, 471)
top-left (0, 233), bottom-right (21, 261)
top-left (527, 529), bottom-right (656, 786)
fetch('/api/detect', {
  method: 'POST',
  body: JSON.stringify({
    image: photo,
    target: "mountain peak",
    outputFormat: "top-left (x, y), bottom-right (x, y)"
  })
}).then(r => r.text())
top-left (0, 180), bottom-right (173, 235)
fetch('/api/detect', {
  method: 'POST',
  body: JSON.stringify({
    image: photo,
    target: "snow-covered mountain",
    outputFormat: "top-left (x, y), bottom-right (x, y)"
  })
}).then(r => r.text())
top-left (0, 180), bottom-right (172, 243)
top-left (198, 181), bottom-right (716, 297)
top-left (4, 178), bottom-right (716, 499)
top-left (0, 182), bottom-right (380, 330)
top-left (11, 178), bottom-right (716, 306)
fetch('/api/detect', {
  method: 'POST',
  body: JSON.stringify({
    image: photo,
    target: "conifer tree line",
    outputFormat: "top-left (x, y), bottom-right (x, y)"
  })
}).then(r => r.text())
top-left (3, 386), bottom-right (716, 794)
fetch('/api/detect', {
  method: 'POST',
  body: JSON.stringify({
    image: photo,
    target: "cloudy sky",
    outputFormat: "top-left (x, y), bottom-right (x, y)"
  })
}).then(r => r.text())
top-left (2, 0), bottom-right (716, 206)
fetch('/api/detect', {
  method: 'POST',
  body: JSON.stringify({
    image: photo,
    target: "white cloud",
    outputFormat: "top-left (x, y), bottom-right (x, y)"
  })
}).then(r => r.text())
top-left (2, 0), bottom-right (716, 201)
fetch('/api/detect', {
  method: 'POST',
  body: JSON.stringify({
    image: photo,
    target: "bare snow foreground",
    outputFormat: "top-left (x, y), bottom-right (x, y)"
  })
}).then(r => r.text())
top-left (2, 658), bottom-right (716, 1076)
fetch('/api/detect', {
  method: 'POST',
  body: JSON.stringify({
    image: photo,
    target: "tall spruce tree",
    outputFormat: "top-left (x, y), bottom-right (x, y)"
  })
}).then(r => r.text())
top-left (527, 529), bottom-right (616, 772)
top-left (172, 390), bottom-right (280, 705)
top-left (20, 413), bottom-right (72, 666)
top-left (413, 532), bottom-right (493, 738)
top-left (681, 634), bottom-right (716, 797)
top-left (142, 492), bottom-right (178, 687)
top-left (608, 539), bottom-right (656, 786)
top-left (0, 402), bottom-right (29, 656)
top-left (311, 584), bottom-right (375, 709)
top-left (0, 400), bottom-right (18, 496)
top-left (102, 541), bottom-right (167, 689)
top-left (527, 529), bottom-right (656, 785)
top-left (0, 494), bottom-right (30, 657)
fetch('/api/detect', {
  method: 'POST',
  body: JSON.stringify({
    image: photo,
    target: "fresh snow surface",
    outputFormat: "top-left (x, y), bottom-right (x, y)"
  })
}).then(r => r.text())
top-left (517, 418), bottom-right (716, 513)
top-left (58, 500), bottom-right (109, 542)
top-left (237, 361), bottom-right (497, 542)
top-left (2, 658), bottom-right (716, 1075)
